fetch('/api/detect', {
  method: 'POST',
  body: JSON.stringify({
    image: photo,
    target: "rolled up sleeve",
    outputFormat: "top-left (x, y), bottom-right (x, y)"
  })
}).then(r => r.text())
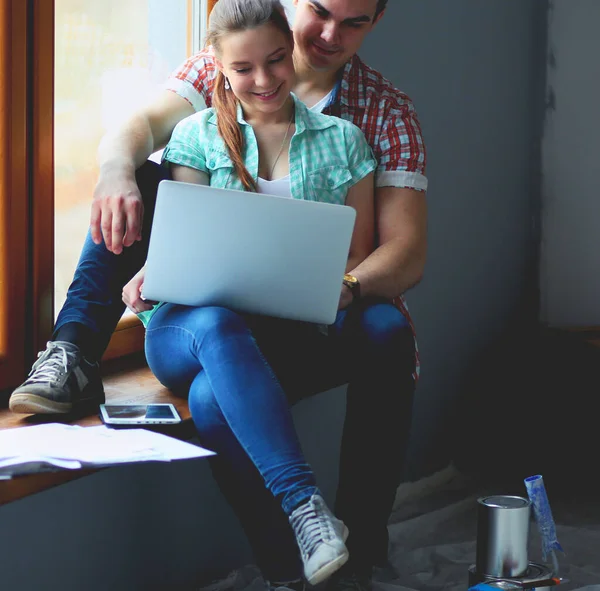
top-left (376, 108), bottom-right (428, 192)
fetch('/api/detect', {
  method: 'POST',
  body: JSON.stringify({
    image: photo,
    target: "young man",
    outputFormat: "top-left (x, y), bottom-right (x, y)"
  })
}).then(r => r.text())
top-left (10, 1), bottom-right (427, 588)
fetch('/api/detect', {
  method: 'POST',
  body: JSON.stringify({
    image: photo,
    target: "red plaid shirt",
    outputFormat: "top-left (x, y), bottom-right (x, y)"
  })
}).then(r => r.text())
top-left (166, 49), bottom-right (427, 380)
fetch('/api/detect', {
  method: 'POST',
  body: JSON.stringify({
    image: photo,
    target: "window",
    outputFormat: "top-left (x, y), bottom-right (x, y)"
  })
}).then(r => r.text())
top-left (54, 0), bottom-right (201, 359)
top-left (0, 0), bottom-right (211, 392)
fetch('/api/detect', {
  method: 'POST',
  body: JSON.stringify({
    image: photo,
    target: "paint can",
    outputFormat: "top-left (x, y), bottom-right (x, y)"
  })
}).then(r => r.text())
top-left (475, 495), bottom-right (531, 578)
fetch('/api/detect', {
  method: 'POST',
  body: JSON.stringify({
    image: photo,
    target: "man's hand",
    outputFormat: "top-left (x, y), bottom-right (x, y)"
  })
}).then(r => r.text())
top-left (91, 91), bottom-right (196, 254)
top-left (90, 167), bottom-right (144, 255)
top-left (122, 267), bottom-right (155, 314)
top-left (338, 283), bottom-right (354, 311)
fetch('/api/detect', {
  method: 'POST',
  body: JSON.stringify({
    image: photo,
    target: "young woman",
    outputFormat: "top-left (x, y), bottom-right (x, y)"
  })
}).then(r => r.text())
top-left (122, 0), bottom-right (376, 587)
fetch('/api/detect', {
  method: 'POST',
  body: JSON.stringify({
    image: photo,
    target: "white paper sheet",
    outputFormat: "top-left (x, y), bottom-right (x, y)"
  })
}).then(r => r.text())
top-left (0, 423), bottom-right (214, 478)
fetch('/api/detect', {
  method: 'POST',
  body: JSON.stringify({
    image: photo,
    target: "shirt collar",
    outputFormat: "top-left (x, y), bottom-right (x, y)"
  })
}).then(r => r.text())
top-left (338, 54), bottom-right (367, 109)
top-left (291, 93), bottom-right (337, 134)
top-left (204, 103), bottom-right (250, 126)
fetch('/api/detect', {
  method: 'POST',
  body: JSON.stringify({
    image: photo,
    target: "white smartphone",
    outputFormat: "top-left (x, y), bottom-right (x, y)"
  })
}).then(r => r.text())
top-left (99, 403), bottom-right (181, 425)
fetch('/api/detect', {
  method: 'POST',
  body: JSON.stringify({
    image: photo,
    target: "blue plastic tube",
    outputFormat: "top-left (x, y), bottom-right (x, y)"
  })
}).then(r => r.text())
top-left (524, 474), bottom-right (564, 574)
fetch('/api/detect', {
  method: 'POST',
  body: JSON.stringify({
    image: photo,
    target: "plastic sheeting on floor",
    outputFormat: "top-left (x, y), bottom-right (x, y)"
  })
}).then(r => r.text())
top-left (197, 468), bottom-right (600, 591)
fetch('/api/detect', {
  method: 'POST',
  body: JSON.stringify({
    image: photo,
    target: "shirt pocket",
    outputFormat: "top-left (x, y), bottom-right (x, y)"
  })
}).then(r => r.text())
top-left (308, 165), bottom-right (353, 205)
top-left (206, 149), bottom-right (234, 189)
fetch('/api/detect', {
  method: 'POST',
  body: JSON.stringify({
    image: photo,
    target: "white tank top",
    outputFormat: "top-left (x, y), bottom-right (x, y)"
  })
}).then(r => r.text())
top-left (257, 175), bottom-right (292, 198)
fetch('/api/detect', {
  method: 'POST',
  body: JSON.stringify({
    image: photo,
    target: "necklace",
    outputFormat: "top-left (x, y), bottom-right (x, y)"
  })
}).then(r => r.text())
top-left (269, 105), bottom-right (295, 180)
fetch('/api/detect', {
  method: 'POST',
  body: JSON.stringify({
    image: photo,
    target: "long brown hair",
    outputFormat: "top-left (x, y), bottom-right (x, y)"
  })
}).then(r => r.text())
top-left (207, 0), bottom-right (293, 191)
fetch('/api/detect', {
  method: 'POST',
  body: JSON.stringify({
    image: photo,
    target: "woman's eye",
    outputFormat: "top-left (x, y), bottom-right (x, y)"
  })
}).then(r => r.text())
top-left (234, 68), bottom-right (251, 74)
top-left (269, 56), bottom-right (285, 65)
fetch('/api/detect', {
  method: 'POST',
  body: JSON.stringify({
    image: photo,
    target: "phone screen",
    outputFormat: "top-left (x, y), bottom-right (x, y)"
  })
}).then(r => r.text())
top-left (104, 405), bottom-right (177, 420)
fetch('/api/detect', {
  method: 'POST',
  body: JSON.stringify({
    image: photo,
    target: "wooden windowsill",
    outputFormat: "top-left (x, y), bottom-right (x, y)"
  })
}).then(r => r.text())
top-left (0, 353), bottom-right (193, 506)
top-left (103, 313), bottom-right (145, 361)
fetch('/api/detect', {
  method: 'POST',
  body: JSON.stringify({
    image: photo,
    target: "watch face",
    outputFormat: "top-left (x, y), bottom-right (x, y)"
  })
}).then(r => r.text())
top-left (344, 274), bottom-right (358, 285)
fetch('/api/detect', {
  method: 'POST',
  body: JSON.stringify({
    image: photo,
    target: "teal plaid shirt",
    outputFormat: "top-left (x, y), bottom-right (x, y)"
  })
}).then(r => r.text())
top-left (161, 93), bottom-right (376, 204)
top-left (138, 94), bottom-right (376, 327)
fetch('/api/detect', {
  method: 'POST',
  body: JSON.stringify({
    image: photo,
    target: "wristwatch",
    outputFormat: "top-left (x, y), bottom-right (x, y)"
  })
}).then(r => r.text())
top-left (343, 273), bottom-right (361, 300)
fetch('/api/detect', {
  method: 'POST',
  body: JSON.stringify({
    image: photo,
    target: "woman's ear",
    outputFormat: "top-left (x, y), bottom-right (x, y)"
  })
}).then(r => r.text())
top-left (215, 58), bottom-right (224, 72)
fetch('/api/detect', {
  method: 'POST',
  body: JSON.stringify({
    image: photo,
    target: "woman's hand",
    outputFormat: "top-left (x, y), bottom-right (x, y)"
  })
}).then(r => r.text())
top-left (122, 266), bottom-right (155, 314)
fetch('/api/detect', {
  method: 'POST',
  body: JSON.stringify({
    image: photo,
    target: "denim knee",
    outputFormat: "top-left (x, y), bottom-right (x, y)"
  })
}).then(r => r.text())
top-left (358, 300), bottom-right (409, 348)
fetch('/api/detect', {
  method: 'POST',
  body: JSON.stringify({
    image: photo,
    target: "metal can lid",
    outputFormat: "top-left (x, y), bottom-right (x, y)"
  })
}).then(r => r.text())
top-left (483, 583), bottom-right (523, 589)
top-left (520, 561), bottom-right (553, 582)
top-left (479, 495), bottom-right (530, 508)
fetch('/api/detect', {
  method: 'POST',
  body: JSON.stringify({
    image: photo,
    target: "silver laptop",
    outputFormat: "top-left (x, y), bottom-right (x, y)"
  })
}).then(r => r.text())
top-left (142, 180), bottom-right (356, 325)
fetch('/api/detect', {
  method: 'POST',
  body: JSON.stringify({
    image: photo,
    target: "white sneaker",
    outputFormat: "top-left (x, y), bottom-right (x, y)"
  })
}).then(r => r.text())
top-left (289, 494), bottom-right (349, 586)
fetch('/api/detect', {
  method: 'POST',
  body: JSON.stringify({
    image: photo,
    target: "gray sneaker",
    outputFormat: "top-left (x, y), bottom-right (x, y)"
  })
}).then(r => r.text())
top-left (289, 494), bottom-right (349, 586)
top-left (9, 341), bottom-right (105, 414)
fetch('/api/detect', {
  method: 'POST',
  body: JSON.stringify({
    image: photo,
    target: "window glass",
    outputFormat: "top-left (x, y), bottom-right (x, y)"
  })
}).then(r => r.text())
top-left (55, 0), bottom-right (192, 318)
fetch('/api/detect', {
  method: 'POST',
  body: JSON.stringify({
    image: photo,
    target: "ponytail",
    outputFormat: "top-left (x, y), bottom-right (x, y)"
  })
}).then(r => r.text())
top-left (212, 72), bottom-right (257, 192)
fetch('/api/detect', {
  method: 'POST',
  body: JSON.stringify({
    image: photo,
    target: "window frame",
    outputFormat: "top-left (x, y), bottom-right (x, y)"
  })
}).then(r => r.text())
top-left (32, 0), bottom-right (55, 359)
top-left (0, 0), bottom-right (30, 391)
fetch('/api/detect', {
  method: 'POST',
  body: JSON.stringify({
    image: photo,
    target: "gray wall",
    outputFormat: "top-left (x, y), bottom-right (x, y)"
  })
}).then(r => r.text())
top-left (540, 0), bottom-right (600, 326)
top-left (0, 1), bottom-right (546, 588)
top-left (359, 0), bottom-right (545, 476)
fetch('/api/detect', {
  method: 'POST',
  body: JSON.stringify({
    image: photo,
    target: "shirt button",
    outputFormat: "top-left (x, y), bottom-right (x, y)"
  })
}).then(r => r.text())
top-left (208, 160), bottom-right (214, 167)
top-left (328, 179), bottom-right (335, 187)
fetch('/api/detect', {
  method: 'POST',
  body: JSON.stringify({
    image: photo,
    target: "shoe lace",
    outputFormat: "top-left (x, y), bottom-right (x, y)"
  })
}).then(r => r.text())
top-left (24, 342), bottom-right (77, 385)
top-left (290, 498), bottom-right (334, 559)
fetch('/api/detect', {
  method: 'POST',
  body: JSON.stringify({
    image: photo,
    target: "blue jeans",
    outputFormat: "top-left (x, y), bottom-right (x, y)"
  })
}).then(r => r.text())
top-left (55, 161), bottom-right (416, 578)
top-left (54, 162), bottom-right (166, 359)
top-left (144, 304), bottom-right (318, 516)
top-left (145, 301), bottom-right (413, 581)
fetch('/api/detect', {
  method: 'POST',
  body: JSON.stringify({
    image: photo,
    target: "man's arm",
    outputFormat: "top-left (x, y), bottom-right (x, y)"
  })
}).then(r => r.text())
top-left (345, 173), bottom-right (375, 272)
top-left (91, 90), bottom-right (195, 254)
top-left (346, 186), bottom-right (427, 299)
